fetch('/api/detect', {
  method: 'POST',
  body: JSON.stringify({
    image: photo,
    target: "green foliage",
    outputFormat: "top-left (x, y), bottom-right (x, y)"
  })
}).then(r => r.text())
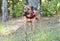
top-left (57, 6), bottom-right (60, 14)
top-left (8, 0), bottom-right (25, 17)
top-left (56, 2), bottom-right (60, 14)
top-left (41, 0), bottom-right (60, 16)
top-left (11, 2), bottom-right (24, 17)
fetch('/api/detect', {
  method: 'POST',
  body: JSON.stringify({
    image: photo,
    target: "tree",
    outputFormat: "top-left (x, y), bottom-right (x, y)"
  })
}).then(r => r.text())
top-left (27, 0), bottom-right (41, 12)
top-left (2, 0), bottom-right (8, 22)
top-left (0, 0), bottom-right (2, 13)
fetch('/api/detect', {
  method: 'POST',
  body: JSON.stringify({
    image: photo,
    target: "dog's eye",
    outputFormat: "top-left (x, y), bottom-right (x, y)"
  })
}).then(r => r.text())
top-left (24, 8), bottom-right (26, 10)
top-left (28, 9), bottom-right (29, 10)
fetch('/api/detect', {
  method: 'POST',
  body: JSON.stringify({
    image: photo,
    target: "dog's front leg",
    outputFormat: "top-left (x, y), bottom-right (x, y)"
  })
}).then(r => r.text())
top-left (24, 17), bottom-right (27, 36)
top-left (30, 20), bottom-right (33, 32)
top-left (32, 18), bottom-right (36, 33)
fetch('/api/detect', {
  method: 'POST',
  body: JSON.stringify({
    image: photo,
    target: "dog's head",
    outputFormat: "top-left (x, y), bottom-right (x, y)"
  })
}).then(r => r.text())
top-left (24, 5), bottom-right (33, 15)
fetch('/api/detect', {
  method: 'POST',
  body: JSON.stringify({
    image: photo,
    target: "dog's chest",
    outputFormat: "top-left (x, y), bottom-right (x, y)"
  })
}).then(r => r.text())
top-left (27, 19), bottom-right (31, 21)
top-left (27, 19), bottom-right (32, 23)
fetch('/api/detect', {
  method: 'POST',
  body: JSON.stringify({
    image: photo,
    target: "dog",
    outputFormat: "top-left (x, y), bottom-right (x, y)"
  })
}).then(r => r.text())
top-left (23, 5), bottom-right (41, 34)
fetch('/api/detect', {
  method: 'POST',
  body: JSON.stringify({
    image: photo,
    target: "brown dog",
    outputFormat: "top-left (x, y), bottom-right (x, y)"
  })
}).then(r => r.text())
top-left (23, 5), bottom-right (41, 34)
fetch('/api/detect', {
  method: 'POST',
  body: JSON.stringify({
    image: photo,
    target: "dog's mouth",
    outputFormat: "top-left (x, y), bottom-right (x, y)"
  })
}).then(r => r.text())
top-left (24, 9), bottom-right (30, 15)
top-left (24, 12), bottom-right (29, 15)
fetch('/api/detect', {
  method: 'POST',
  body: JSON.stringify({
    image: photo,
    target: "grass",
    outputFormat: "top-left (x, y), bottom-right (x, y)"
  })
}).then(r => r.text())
top-left (27, 30), bottom-right (60, 41)
top-left (0, 33), bottom-right (21, 41)
top-left (26, 24), bottom-right (60, 41)
top-left (0, 25), bottom-right (25, 41)
top-left (0, 26), bottom-right (14, 35)
top-left (0, 24), bottom-right (60, 41)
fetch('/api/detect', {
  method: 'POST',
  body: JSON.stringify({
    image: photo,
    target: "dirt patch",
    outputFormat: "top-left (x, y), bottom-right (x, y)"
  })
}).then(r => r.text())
top-left (0, 15), bottom-right (60, 34)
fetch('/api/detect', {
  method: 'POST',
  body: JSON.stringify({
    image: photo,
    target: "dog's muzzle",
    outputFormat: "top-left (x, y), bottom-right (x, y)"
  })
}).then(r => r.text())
top-left (24, 10), bottom-right (29, 15)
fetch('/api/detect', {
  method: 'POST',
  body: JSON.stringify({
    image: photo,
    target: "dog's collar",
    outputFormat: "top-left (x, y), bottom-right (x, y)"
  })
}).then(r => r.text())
top-left (24, 11), bottom-right (36, 19)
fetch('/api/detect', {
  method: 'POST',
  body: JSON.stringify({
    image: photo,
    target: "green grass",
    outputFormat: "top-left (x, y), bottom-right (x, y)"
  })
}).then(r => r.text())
top-left (0, 33), bottom-right (21, 41)
top-left (27, 30), bottom-right (60, 41)
top-left (0, 26), bottom-right (14, 35)
top-left (26, 24), bottom-right (60, 41)
top-left (0, 24), bottom-right (60, 41)
top-left (0, 25), bottom-right (25, 41)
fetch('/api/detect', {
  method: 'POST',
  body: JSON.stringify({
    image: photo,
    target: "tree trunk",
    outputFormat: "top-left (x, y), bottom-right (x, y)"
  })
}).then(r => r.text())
top-left (27, 0), bottom-right (41, 12)
top-left (0, 0), bottom-right (2, 13)
top-left (2, 0), bottom-right (8, 22)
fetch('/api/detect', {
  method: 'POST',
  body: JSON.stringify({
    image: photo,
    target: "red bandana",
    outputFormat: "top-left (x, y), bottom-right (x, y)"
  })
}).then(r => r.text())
top-left (23, 12), bottom-right (36, 19)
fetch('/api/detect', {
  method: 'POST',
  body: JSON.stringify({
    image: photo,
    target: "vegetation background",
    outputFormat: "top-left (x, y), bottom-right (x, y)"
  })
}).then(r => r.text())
top-left (0, 0), bottom-right (60, 41)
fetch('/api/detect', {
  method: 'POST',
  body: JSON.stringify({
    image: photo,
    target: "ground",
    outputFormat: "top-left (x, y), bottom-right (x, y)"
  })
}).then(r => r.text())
top-left (0, 15), bottom-right (60, 41)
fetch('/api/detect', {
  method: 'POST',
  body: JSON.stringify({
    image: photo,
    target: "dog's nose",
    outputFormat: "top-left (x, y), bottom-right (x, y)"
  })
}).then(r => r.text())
top-left (24, 10), bottom-right (29, 15)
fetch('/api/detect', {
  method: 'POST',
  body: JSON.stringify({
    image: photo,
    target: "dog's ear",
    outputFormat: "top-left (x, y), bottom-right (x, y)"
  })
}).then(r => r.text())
top-left (31, 6), bottom-right (34, 11)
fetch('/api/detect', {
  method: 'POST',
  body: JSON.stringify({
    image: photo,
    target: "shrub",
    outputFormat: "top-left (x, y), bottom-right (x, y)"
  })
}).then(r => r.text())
top-left (8, 0), bottom-right (26, 17)
top-left (41, 0), bottom-right (60, 16)
top-left (56, 2), bottom-right (60, 14)
top-left (13, 2), bottom-right (23, 17)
